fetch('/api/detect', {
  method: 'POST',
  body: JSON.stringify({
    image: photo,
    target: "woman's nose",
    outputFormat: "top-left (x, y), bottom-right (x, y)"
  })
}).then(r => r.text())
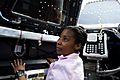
top-left (57, 38), bottom-right (62, 45)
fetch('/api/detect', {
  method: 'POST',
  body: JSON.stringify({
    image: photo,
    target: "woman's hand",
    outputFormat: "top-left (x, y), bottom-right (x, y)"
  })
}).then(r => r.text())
top-left (11, 59), bottom-right (26, 73)
top-left (47, 58), bottom-right (56, 64)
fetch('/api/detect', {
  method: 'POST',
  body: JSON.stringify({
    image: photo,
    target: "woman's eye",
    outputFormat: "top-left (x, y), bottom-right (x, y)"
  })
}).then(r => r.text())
top-left (64, 37), bottom-right (69, 42)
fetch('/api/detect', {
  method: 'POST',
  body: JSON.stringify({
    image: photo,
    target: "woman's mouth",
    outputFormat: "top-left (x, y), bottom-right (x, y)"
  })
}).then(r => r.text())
top-left (56, 47), bottom-right (62, 51)
top-left (56, 47), bottom-right (62, 52)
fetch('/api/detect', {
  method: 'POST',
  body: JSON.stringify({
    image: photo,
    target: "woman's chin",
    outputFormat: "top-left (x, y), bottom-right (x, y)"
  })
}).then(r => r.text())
top-left (56, 51), bottom-right (62, 55)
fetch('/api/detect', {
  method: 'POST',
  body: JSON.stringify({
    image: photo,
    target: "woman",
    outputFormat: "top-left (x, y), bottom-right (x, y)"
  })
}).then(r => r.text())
top-left (11, 26), bottom-right (87, 80)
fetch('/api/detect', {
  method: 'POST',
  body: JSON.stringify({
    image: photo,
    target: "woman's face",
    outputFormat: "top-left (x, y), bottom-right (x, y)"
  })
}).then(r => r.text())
top-left (56, 29), bottom-right (79, 56)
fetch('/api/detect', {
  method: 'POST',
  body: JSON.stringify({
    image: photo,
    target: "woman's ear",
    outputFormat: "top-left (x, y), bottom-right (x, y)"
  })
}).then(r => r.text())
top-left (74, 43), bottom-right (81, 51)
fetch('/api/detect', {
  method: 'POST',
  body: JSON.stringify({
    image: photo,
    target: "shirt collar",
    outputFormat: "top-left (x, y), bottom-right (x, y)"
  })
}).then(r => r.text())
top-left (58, 52), bottom-right (80, 60)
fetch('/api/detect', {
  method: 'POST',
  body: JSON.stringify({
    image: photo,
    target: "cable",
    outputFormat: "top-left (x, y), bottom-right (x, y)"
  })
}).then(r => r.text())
top-left (97, 66), bottom-right (120, 76)
top-left (14, 30), bottom-right (26, 57)
top-left (0, 11), bottom-right (9, 21)
top-left (102, 28), bottom-right (120, 39)
top-left (0, 11), bottom-right (21, 24)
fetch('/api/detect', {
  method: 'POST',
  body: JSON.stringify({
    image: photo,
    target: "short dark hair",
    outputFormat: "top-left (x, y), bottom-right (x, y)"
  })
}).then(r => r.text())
top-left (64, 26), bottom-right (87, 51)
